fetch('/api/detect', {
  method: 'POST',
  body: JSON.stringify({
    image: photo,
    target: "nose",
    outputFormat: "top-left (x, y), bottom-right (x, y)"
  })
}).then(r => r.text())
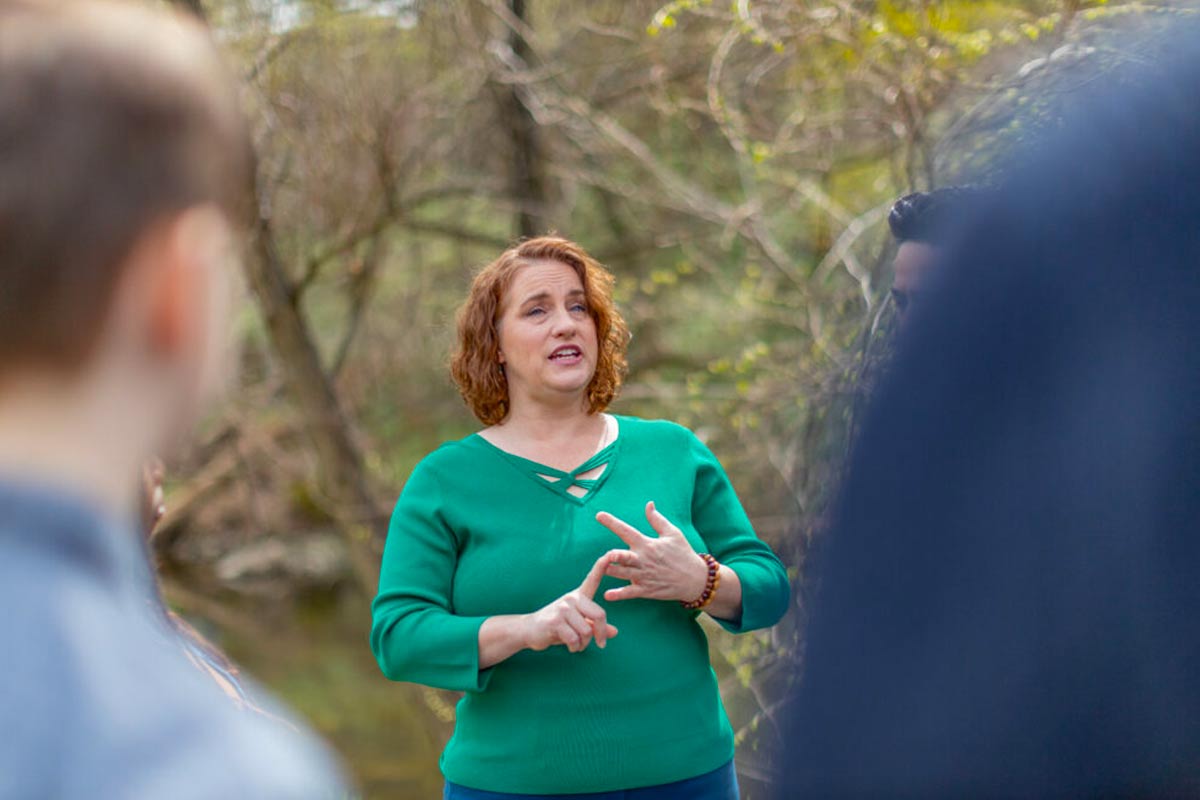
top-left (550, 307), bottom-right (578, 338)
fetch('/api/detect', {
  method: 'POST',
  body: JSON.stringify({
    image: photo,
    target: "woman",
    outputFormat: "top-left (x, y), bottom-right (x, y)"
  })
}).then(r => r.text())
top-left (371, 236), bottom-right (790, 799)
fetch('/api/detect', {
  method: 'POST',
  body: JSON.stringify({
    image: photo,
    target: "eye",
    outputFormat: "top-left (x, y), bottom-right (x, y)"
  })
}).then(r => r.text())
top-left (570, 303), bottom-right (588, 314)
top-left (524, 307), bottom-right (545, 317)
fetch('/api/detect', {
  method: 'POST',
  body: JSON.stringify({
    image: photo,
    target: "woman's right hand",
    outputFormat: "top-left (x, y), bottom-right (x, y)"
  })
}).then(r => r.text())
top-left (522, 555), bottom-right (618, 653)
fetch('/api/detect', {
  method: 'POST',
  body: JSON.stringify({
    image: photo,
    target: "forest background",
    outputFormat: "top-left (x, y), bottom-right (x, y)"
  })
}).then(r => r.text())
top-left (149, 1), bottom-right (1194, 796)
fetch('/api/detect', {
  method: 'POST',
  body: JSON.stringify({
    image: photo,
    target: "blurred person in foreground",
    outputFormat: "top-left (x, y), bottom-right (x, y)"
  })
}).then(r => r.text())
top-left (887, 186), bottom-right (985, 326)
top-left (778, 26), bottom-right (1200, 799)
top-left (0, 2), bottom-right (344, 797)
top-left (371, 236), bottom-right (790, 799)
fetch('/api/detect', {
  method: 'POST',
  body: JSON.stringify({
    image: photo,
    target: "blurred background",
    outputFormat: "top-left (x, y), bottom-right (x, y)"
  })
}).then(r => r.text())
top-left (147, 1), bottom-right (1194, 796)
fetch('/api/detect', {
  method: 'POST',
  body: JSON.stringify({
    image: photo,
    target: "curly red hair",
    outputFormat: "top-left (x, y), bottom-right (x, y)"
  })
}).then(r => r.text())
top-left (450, 236), bottom-right (630, 426)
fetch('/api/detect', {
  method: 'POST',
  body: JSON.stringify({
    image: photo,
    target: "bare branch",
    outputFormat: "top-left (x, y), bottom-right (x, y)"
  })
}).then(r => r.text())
top-left (330, 233), bottom-right (386, 381)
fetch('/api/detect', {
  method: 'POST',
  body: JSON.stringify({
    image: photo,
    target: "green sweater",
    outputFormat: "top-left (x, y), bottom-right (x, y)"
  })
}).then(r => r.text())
top-left (370, 416), bottom-right (790, 794)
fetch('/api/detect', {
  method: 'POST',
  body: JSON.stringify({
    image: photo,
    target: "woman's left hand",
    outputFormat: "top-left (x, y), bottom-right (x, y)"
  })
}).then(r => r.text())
top-left (595, 501), bottom-right (708, 603)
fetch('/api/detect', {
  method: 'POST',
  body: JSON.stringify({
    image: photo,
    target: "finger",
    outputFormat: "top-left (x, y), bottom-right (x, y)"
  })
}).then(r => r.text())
top-left (585, 622), bottom-right (620, 644)
top-left (595, 511), bottom-right (649, 549)
top-left (587, 620), bottom-right (606, 649)
top-left (606, 549), bottom-right (640, 567)
top-left (577, 598), bottom-right (609, 648)
top-left (604, 563), bottom-right (640, 582)
top-left (558, 618), bottom-right (589, 652)
top-left (579, 552), bottom-right (613, 599)
top-left (604, 549), bottom-right (641, 581)
top-left (645, 501), bottom-right (681, 538)
top-left (604, 584), bottom-right (650, 602)
top-left (557, 623), bottom-right (583, 652)
top-left (563, 607), bottom-right (593, 650)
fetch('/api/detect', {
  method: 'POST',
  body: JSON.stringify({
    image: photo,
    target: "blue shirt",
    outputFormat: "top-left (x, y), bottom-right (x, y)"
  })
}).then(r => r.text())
top-left (0, 479), bottom-right (348, 799)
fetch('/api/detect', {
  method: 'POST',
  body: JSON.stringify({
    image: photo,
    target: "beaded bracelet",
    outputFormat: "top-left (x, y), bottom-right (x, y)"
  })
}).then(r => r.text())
top-left (681, 553), bottom-right (721, 610)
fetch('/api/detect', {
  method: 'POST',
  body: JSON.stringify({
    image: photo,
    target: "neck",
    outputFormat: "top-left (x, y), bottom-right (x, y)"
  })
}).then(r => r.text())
top-left (0, 369), bottom-right (157, 521)
top-left (498, 393), bottom-right (599, 442)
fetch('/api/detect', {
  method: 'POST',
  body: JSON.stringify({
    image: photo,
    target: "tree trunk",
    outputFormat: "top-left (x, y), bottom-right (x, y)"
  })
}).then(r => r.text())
top-left (166, 0), bottom-right (379, 595)
top-left (502, 0), bottom-right (547, 237)
top-left (243, 194), bottom-right (382, 595)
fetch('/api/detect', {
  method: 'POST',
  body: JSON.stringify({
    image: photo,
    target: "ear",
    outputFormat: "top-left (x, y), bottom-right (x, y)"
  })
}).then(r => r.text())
top-left (146, 242), bottom-right (192, 358)
top-left (145, 207), bottom-right (228, 358)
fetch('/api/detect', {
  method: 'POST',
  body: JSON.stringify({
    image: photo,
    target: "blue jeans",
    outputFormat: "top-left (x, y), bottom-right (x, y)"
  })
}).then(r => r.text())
top-left (443, 760), bottom-right (739, 800)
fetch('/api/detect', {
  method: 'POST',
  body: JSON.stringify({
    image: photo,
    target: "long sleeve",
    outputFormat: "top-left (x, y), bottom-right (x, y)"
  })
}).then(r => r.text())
top-left (688, 431), bottom-right (791, 634)
top-left (370, 457), bottom-right (493, 692)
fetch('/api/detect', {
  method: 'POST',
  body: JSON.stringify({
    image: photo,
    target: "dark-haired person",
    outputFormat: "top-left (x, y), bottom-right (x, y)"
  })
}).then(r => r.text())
top-left (371, 236), bottom-right (790, 799)
top-left (0, 2), bottom-right (344, 796)
top-left (779, 26), bottom-right (1200, 799)
top-left (887, 186), bottom-right (984, 323)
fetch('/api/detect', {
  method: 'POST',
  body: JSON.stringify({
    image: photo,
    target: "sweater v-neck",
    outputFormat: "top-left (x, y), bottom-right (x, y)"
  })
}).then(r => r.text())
top-left (470, 417), bottom-right (621, 506)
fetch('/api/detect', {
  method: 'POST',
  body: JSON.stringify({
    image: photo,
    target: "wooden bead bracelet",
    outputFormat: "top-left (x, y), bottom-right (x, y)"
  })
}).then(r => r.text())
top-left (681, 553), bottom-right (721, 610)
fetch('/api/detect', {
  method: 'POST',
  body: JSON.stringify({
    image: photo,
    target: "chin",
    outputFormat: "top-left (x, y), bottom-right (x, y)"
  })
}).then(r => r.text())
top-left (543, 371), bottom-right (594, 396)
top-left (549, 382), bottom-right (591, 397)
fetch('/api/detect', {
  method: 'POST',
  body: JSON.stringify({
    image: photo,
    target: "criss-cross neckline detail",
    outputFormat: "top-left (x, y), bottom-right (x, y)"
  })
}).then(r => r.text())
top-left (472, 418), bottom-right (620, 505)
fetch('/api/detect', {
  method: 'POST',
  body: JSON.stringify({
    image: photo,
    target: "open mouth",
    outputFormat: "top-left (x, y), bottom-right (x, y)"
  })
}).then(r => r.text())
top-left (549, 345), bottom-right (583, 362)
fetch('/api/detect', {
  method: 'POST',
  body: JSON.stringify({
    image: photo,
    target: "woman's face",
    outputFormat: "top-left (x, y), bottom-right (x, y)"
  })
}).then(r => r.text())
top-left (496, 259), bottom-right (598, 411)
